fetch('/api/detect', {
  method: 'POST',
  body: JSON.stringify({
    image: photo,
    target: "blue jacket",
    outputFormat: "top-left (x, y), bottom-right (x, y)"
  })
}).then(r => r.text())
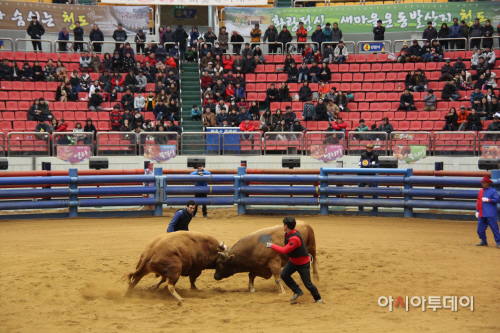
top-left (166, 209), bottom-right (193, 232)
top-left (477, 187), bottom-right (499, 218)
top-left (58, 31), bottom-right (69, 41)
top-left (191, 108), bottom-right (201, 117)
top-left (302, 103), bottom-right (315, 119)
top-left (239, 112), bottom-right (251, 123)
top-left (190, 169), bottom-right (211, 186)
top-left (448, 24), bottom-right (463, 38)
top-left (470, 91), bottom-right (484, 103)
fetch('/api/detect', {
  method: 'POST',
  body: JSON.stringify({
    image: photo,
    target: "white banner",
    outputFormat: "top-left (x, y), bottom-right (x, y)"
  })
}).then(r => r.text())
top-left (100, 0), bottom-right (268, 5)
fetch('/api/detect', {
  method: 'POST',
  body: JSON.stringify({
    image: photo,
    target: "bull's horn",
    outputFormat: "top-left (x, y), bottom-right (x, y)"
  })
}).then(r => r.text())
top-left (219, 241), bottom-right (228, 252)
top-left (218, 252), bottom-right (227, 258)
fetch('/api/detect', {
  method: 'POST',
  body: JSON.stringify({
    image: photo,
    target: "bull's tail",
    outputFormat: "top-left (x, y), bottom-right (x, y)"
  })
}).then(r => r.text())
top-left (119, 249), bottom-right (153, 284)
top-left (306, 224), bottom-right (320, 281)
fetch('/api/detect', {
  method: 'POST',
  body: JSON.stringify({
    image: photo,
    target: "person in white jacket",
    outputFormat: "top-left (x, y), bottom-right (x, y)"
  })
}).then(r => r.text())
top-left (482, 47), bottom-right (496, 70)
top-left (135, 70), bottom-right (147, 93)
top-left (134, 91), bottom-right (146, 111)
top-left (79, 50), bottom-right (91, 70)
top-left (333, 42), bottom-right (348, 64)
top-left (470, 49), bottom-right (482, 69)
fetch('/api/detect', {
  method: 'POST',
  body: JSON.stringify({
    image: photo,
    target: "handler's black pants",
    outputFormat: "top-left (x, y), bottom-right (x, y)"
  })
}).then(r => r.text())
top-left (194, 193), bottom-right (207, 216)
top-left (281, 261), bottom-right (321, 301)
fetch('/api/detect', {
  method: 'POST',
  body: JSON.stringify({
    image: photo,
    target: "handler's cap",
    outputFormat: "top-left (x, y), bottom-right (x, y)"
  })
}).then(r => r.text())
top-left (366, 143), bottom-right (374, 149)
top-left (480, 176), bottom-right (493, 183)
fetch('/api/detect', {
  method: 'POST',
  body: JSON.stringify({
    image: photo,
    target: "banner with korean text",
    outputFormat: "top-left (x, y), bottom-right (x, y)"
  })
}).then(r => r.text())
top-left (224, 3), bottom-right (500, 35)
top-left (0, 2), bottom-right (150, 35)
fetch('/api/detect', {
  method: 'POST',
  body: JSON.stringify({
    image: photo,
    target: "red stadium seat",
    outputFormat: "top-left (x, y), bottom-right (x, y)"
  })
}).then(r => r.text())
top-left (398, 121), bottom-right (410, 130)
top-left (246, 74), bottom-right (256, 82)
top-left (349, 64), bottom-right (360, 72)
top-left (355, 54), bottom-right (367, 63)
top-left (3, 112), bottom-right (15, 121)
top-left (341, 73), bottom-right (352, 82)
top-left (8, 91), bottom-right (20, 100)
top-left (368, 63), bottom-right (381, 72)
top-left (381, 63), bottom-right (392, 72)
top-left (394, 112), bottom-right (406, 120)
top-left (353, 73), bottom-right (364, 82)
top-left (339, 64), bottom-right (349, 72)
top-left (373, 73), bottom-right (386, 82)
top-left (14, 52), bottom-right (26, 61)
top-left (351, 83), bottom-right (362, 91)
top-left (256, 74), bottom-right (266, 82)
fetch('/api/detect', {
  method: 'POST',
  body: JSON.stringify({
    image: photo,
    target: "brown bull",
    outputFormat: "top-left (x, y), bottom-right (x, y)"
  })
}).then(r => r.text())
top-left (122, 231), bottom-right (227, 302)
top-left (214, 221), bottom-right (318, 294)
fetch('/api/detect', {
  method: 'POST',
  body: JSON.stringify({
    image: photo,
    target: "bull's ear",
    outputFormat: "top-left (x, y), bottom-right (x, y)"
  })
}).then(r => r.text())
top-left (227, 254), bottom-right (234, 261)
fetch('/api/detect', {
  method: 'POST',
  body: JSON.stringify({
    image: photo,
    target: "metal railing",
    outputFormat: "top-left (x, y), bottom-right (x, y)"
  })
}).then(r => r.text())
top-left (139, 132), bottom-right (179, 155)
top-left (90, 41), bottom-right (153, 55)
top-left (54, 40), bottom-right (91, 53)
top-left (304, 131), bottom-right (345, 155)
top-left (250, 42), bottom-right (285, 56)
top-left (284, 42), bottom-right (319, 55)
top-left (181, 132), bottom-right (220, 155)
top-left (96, 132), bottom-right (137, 156)
top-left (433, 131), bottom-right (476, 156)
top-left (479, 131), bottom-right (500, 157)
top-left (222, 132), bottom-right (262, 155)
top-left (0, 132), bottom-right (5, 156)
top-left (52, 132), bottom-right (94, 157)
top-left (0, 38), bottom-right (13, 51)
top-left (390, 132), bottom-right (432, 155)
top-left (431, 38), bottom-right (468, 51)
top-left (321, 41), bottom-right (356, 55)
top-left (15, 38), bottom-right (53, 53)
top-left (392, 39), bottom-right (427, 54)
top-left (347, 131), bottom-right (388, 156)
top-left (356, 40), bottom-right (391, 54)
top-left (7, 132), bottom-right (50, 156)
top-left (263, 132), bottom-right (304, 155)
top-left (469, 36), bottom-right (500, 50)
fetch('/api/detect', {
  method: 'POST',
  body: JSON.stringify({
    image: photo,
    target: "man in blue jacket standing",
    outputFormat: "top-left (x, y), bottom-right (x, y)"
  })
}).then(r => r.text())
top-left (448, 18), bottom-right (463, 50)
top-left (191, 164), bottom-right (211, 218)
top-left (476, 177), bottom-right (500, 248)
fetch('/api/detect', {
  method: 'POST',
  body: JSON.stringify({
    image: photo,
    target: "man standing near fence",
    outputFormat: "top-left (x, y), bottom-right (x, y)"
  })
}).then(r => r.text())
top-left (475, 177), bottom-right (500, 249)
top-left (191, 164), bottom-right (211, 218)
top-left (27, 16), bottom-right (45, 52)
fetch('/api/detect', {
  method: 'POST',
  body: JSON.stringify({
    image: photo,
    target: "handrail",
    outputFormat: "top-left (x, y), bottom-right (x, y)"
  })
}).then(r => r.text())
top-left (433, 131), bottom-right (477, 156)
top-left (222, 132), bottom-right (262, 155)
top-left (96, 131), bottom-right (136, 156)
top-left (469, 36), bottom-right (500, 51)
top-left (15, 38), bottom-right (53, 53)
top-left (347, 131), bottom-right (388, 155)
top-left (431, 38), bottom-right (468, 51)
top-left (284, 42), bottom-right (319, 55)
top-left (478, 131), bottom-right (500, 157)
top-left (0, 38), bottom-right (14, 51)
top-left (356, 40), bottom-right (391, 54)
top-left (52, 132), bottom-right (94, 157)
top-left (251, 42), bottom-right (284, 55)
top-left (181, 132), bottom-right (221, 155)
top-left (7, 132), bottom-right (50, 156)
top-left (390, 131), bottom-right (432, 155)
top-left (0, 132), bottom-right (5, 157)
top-left (320, 41), bottom-right (356, 55)
top-left (54, 40), bottom-right (90, 53)
top-left (263, 132), bottom-right (304, 155)
top-left (90, 41), bottom-right (160, 54)
top-left (304, 131), bottom-right (346, 154)
top-left (392, 39), bottom-right (427, 54)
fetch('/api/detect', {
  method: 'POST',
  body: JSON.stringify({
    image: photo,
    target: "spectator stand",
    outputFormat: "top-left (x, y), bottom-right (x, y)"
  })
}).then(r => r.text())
top-left (54, 40), bottom-right (91, 53)
top-left (304, 131), bottom-right (346, 155)
top-left (0, 38), bottom-right (14, 52)
top-left (479, 131), bottom-right (500, 157)
top-left (285, 42), bottom-right (319, 55)
top-left (250, 42), bottom-right (285, 55)
top-left (7, 132), bottom-right (50, 157)
top-left (263, 132), bottom-right (304, 155)
top-left (0, 132), bottom-right (5, 157)
top-left (430, 38), bottom-right (468, 51)
top-left (356, 40), bottom-right (392, 54)
top-left (181, 132), bottom-right (220, 155)
top-left (139, 132), bottom-right (179, 155)
top-left (222, 131), bottom-right (262, 155)
top-left (320, 41), bottom-right (356, 55)
top-left (392, 39), bottom-right (427, 53)
top-left (14, 38), bottom-right (53, 53)
top-left (89, 41), bottom-right (162, 57)
top-left (433, 131), bottom-right (477, 157)
top-left (96, 132), bottom-right (138, 156)
top-left (347, 131), bottom-right (388, 156)
top-left (53, 132), bottom-right (94, 158)
top-left (389, 131), bottom-right (432, 156)
top-left (469, 37), bottom-right (500, 50)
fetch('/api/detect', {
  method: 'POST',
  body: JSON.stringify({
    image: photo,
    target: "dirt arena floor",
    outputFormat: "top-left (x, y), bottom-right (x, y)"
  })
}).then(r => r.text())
top-left (1, 208), bottom-right (500, 333)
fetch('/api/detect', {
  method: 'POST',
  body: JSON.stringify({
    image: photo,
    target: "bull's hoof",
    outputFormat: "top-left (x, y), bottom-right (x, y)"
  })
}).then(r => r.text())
top-left (279, 291), bottom-right (286, 296)
top-left (249, 287), bottom-right (255, 293)
top-left (190, 286), bottom-right (198, 290)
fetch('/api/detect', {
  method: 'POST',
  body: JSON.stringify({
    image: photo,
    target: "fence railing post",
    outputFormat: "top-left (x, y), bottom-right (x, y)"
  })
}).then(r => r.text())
top-left (404, 169), bottom-right (413, 218)
top-left (319, 168), bottom-right (328, 215)
top-left (235, 166), bottom-right (246, 214)
top-left (68, 168), bottom-right (78, 218)
top-left (154, 167), bottom-right (164, 216)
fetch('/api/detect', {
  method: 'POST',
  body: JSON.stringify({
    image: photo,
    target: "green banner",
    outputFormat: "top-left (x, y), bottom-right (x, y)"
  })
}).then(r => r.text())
top-left (225, 3), bottom-right (500, 35)
top-left (393, 145), bottom-right (427, 164)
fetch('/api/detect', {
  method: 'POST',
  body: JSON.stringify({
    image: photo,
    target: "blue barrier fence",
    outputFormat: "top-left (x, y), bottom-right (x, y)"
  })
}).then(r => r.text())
top-left (0, 167), bottom-right (498, 220)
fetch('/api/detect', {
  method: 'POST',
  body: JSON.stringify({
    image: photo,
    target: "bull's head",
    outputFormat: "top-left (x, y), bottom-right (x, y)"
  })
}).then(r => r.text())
top-left (213, 251), bottom-right (236, 281)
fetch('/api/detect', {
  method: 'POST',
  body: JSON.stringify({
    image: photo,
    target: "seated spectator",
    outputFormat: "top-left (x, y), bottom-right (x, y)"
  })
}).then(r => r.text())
top-left (84, 118), bottom-right (97, 138)
top-left (334, 90), bottom-right (350, 112)
top-left (457, 106), bottom-right (470, 131)
top-left (483, 47), bottom-right (496, 70)
top-left (134, 91), bottom-right (146, 111)
top-left (473, 74), bottom-right (485, 90)
top-left (121, 88), bottom-right (134, 111)
top-left (378, 117), bottom-right (394, 134)
top-left (165, 120), bottom-right (182, 139)
top-left (284, 53), bottom-right (296, 72)
top-left (234, 83), bottom-right (245, 100)
top-left (488, 96), bottom-right (500, 119)
top-left (123, 52), bottom-right (136, 72)
top-left (332, 117), bottom-right (347, 133)
top-left (112, 50), bottom-right (123, 72)
top-left (215, 99), bottom-right (228, 115)
top-left (155, 44), bottom-right (167, 64)
top-left (253, 46), bottom-right (266, 64)
top-left (420, 41), bottom-right (432, 62)
top-left (397, 42), bottom-right (410, 63)
top-left (227, 109), bottom-right (240, 127)
top-left (121, 108), bottom-right (134, 126)
top-left (398, 89), bottom-right (416, 111)
top-left (325, 87), bottom-right (337, 103)
top-left (213, 79), bottom-right (226, 101)
top-left (203, 108), bottom-right (217, 127)
top-left (407, 40), bottom-right (422, 62)
top-left (233, 54), bottom-right (244, 74)
top-left (168, 83), bottom-right (178, 101)
top-left (142, 54), bottom-right (157, 68)
top-left (486, 115), bottom-right (500, 140)
top-left (287, 62), bottom-right (299, 83)
top-left (88, 89), bottom-right (103, 111)
top-left (32, 61), bottom-right (44, 82)
top-left (89, 79), bottom-right (100, 98)
top-left (121, 119), bottom-right (132, 132)
top-left (20, 62), bottom-right (33, 81)
top-left (471, 88), bottom-right (485, 110)
top-left (165, 54), bottom-right (177, 69)
top-left (484, 70), bottom-right (497, 90)
top-left (302, 43), bottom-right (314, 64)
top-left (298, 81), bottom-right (312, 102)
top-left (472, 58), bottom-right (488, 80)
top-left (167, 99), bottom-right (179, 121)
top-left (430, 40), bottom-right (443, 62)
top-left (153, 100), bottom-right (168, 121)
top-left (55, 82), bottom-right (69, 102)
top-left (155, 81), bottom-right (166, 95)
top-left (239, 118), bottom-right (256, 139)
top-left (327, 99), bottom-right (340, 120)
top-left (201, 71), bottom-right (213, 90)
top-left (123, 42), bottom-right (135, 58)
top-left (109, 106), bottom-right (122, 131)
top-left (404, 70), bottom-right (416, 91)
top-left (79, 51), bottom-right (91, 70)
top-left (135, 70), bottom-right (147, 93)
top-left (262, 122), bottom-right (275, 135)
top-left (414, 69), bottom-right (428, 92)
top-left (466, 109), bottom-right (483, 131)
top-left (439, 59), bottom-right (454, 81)
top-left (243, 53), bottom-right (256, 73)
top-left (290, 119), bottom-right (306, 132)
top-left (35, 119), bottom-right (50, 133)
top-left (272, 109), bottom-right (283, 124)
top-left (355, 119), bottom-right (369, 132)
top-left (266, 83), bottom-right (279, 108)
top-left (453, 56), bottom-right (466, 74)
top-left (111, 71), bottom-right (124, 92)
top-left (260, 109), bottom-right (273, 127)
top-left (283, 106), bottom-right (296, 127)
top-left (309, 61), bottom-right (321, 83)
top-left (314, 98), bottom-right (328, 121)
top-left (319, 63), bottom-right (331, 83)
top-left (239, 108), bottom-right (251, 124)
top-left (0, 58), bottom-right (13, 81)
top-left (442, 80), bottom-right (461, 101)
top-left (333, 42), bottom-right (348, 64)
top-left (28, 98), bottom-right (51, 121)
top-left (247, 101), bottom-right (259, 120)
top-left (225, 83), bottom-right (235, 102)
top-left (423, 89), bottom-right (437, 111)
top-left (73, 122), bottom-right (84, 137)
top-left (102, 53), bottom-right (113, 71)
top-left (274, 119), bottom-right (289, 133)
top-left (185, 45), bottom-right (197, 62)
top-left (132, 109), bottom-right (145, 128)
top-left (443, 107), bottom-right (458, 131)
top-left (143, 119), bottom-right (155, 132)
top-left (470, 49), bottom-right (482, 70)
top-left (301, 101), bottom-right (315, 121)
top-left (322, 44), bottom-right (334, 64)
top-left (200, 51), bottom-right (214, 68)
top-left (216, 108), bottom-right (228, 125)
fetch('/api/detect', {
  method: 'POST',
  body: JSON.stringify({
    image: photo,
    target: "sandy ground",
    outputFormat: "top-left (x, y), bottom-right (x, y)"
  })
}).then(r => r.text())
top-left (1, 208), bottom-right (500, 333)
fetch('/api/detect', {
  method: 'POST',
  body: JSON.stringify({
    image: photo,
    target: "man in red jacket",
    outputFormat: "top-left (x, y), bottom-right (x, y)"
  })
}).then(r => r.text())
top-left (267, 217), bottom-right (323, 303)
top-left (239, 119), bottom-right (255, 140)
top-left (296, 22), bottom-right (308, 53)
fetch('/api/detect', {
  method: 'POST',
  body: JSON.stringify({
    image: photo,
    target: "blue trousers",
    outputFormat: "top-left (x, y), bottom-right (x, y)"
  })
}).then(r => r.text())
top-left (477, 216), bottom-right (500, 245)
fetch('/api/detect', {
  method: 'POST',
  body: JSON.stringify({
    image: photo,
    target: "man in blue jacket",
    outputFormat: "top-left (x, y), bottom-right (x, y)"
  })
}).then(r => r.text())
top-left (448, 18), bottom-right (463, 50)
top-left (190, 164), bottom-right (211, 218)
top-left (58, 27), bottom-right (69, 52)
top-left (167, 200), bottom-right (196, 232)
top-left (476, 177), bottom-right (500, 248)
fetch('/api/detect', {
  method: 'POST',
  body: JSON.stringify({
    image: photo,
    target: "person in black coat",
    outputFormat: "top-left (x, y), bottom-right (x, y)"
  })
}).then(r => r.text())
top-left (73, 22), bottom-right (85, 52)
top-left (112, 23), bottom-right (127, 51)
top-left (309, 61), bottom-right (322, 83)
top-left (243, 54), bottom-right (256, 74)
top-left (443, 107), bottom-right (458, 131)
top-left (298, 81), bottom-right (312, 102)
top-left (319, 63), bottom-right (331, 82)
top-left (398, 89), bottom-right (416, 111)
top-left (373, 20), bottom-right (385, 41)
top-left (266, 83), bottom-right (279, 108)
top-left (314, 98), bottom-right (329, 121)
top-left (278, 83), bottom-right (291, 102)
top-left (466, 109), bottom-right (482, 131)
top-left (121, 88), bottom-right (135, 111)
top-left (90, 24), bottom-right (104, 53)
top-left (230, 31), bottom-right (244, 54)
top-left (27, 16), bottom-right (45, 51)
top-left (287, 62), bottom-right (299, 83)
top-left (174, 25), bottom-right (189, 59)
top-left (88, 90), bottom-right (104, 111)
top-left (277, 26), bottom-right (293, 53)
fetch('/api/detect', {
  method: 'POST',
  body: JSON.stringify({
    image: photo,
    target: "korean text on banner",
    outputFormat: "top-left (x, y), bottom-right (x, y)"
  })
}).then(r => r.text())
top-left (144, 145), bottom-right (177, 163)
top-left (311, 144), bottom-right (343, 163)
top-left (101, 0), bottom-right (268, 6)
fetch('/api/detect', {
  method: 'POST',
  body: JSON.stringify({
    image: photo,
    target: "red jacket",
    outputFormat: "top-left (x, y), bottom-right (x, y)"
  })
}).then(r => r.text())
top-left (111, 75), bottom-right (124, 88)
top-left (55, 123), bottom-right (68, 132)
top-left (165, 57), bottom-right (177, 68)
top-left (142, 55), bottom-right (157, 66)
top-left (270, 229), bottom-right (310, 265)
top-left (223, 58), bottom-right (234, 71)
top-left (110, 111), bottom-right (122, 127)
top-left (333, 121), bottom-right (347, 130)
top-left (201, 76), bottom-right (213, 89)
top-left (296, 27), bottom-right (308, 42)
top-left (225, 87), bottom-right (235, 98)
top-left (239, 121), bottom-right (255, 132)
